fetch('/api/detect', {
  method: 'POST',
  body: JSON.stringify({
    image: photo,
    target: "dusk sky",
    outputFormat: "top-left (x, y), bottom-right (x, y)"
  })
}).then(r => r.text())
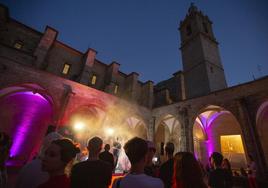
top-left (2, 0), bottom-right (268, 86)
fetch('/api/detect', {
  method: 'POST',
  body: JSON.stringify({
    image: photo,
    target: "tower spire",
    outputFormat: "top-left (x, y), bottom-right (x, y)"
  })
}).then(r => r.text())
top-left (188, 2), bottom-right (198, 14)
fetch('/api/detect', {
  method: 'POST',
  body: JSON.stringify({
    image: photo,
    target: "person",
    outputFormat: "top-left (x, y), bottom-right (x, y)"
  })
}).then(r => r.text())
top-left (222, 158), bottom-right (233, 186)
top-left (71, 136), bottom-right (113, 188)
top-left (159, 142), bottom-right (175, 188)
top-left (248, 155), bottom-right (258, 188)
top-left (144, 140), bottom-right (157, 177)
top-left (172, 152), bottom-right (207, 188)
top-left (38, 138), bottom-right (80, 188)
top-left (99, 144), bottom-right (115, 171)
top-left (198, 159), bottom-right (206, 178)
top-left (0, 132), bottom-right (12, 188)
top-left (208, 152), bottom-right (232, 188)
top-left (16, 128), bottom-right (62, 188)
top-left (112, 137), bottom-right (163, 188)
top-left (240, 167), bottom-right (247, 177)
top-left (205, 156), bottom-right (213, 176)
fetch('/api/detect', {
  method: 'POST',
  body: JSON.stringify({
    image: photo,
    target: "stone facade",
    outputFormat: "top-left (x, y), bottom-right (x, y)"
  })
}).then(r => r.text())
top-left (0, 3), bottom-right (268, 179)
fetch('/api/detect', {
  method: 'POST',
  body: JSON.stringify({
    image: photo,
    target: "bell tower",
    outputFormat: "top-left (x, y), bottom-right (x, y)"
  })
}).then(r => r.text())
top-left (179, 3), bottom-right (227, 98)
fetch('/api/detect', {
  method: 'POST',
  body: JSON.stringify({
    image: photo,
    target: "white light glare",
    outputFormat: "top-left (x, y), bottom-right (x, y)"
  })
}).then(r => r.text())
top-left (106, 128), bottom-right (114, 136)
top-left (74, 122), bottom-right (85, 131)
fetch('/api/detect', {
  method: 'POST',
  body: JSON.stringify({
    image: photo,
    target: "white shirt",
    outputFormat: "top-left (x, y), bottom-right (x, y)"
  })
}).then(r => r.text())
top-left (112, 173), bottom-right (164, 188)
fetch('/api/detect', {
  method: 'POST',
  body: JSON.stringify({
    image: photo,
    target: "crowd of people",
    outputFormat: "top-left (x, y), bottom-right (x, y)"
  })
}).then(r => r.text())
top-left (0, 128), bottom-right (261, 188)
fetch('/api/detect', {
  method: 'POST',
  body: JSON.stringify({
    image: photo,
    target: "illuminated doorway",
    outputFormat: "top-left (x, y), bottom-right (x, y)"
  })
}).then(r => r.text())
top-left (155, 114), bottom-right (181, 162)
top-left (193, 105), bottom-right (248, 169)
top-left (220, 135), bottom-right (247, 168)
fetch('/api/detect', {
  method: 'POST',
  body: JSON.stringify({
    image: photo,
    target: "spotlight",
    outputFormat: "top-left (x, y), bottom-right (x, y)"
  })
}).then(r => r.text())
top-left (106, 128), bottom-right (114, 136)
top-left (152, 157), bottom-right (158, 163)
top-left (74, 122), bottom-right (85, 131)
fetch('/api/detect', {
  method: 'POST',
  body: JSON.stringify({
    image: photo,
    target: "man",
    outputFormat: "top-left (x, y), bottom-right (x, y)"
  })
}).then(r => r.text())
top-left (71, 136), bottom-right (112, 188)
top-left (99, 144), bottom-right (115, 171)
top-left (144, 140), bottom-right (157, 177)
top-left (159, 142), bottom-right (174, 188)
top-left (112, 137), bottom-right (163, 188)
top-left (208, 152), bottom-right (232, 188)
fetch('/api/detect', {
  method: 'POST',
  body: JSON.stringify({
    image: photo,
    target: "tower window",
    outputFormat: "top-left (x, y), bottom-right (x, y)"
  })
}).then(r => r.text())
top-left (186, 24), bottom-right (192, 36)
top-left (14, 41), bottom-right (23, 49)
top-left (62, 64), bottom-right (71, 75)
top-left (91, 75), bottom-right (97, 85)
top-left (114, 84), bottom-right (119, 94)
top-left (203, 22), bottom-right (208, 33)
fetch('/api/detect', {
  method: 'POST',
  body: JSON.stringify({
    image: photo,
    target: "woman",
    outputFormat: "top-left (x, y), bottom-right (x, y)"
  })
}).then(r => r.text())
top-left (173, 152), bottom-right (207, 188)
top-left (222, 158), bottom-right (233, 188)
top-left (38, 138), bottom-right (80, 188)
top-left (222, 158), bottom-right (232, 173)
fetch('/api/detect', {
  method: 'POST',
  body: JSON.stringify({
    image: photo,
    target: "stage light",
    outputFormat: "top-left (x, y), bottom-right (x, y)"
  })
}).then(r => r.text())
top-left (74, 121), bottom-right (85, 131)
top-left (106, 128), bottom-right (114, 136)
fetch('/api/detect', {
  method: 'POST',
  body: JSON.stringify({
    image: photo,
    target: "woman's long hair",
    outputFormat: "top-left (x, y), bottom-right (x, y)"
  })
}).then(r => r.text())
top-left (173, 152), bottom-right (207, 188)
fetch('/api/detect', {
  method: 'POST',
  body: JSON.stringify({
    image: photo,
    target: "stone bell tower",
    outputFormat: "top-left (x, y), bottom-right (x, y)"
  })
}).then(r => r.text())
top-left (179, 3), bottom-right (227, 99)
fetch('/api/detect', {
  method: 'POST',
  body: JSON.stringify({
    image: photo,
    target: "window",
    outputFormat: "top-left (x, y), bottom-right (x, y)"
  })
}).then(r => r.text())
top-left (114, 84), bottom-right (119, 94)
top-left (186, 24), bottom-right (192, 36)
top-left (203, 22), bottom-right (208, 33)
top-left (62, 64), bottom-right (70, 75)
top-left (14, 41), bottom-right (23, 49)
top-left (91, 75), bottom-right (97, 85)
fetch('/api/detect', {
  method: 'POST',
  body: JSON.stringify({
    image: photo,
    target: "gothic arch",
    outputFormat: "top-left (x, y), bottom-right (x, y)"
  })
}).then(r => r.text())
top-left (192, 105), bottom-right (247, 168)
top-left (66, 104), bottom-right (107, 143)
top-left (125, 116), bottom-right (148, 139)
top-left (155, 112), bottom-right (180, 132)
top-left (0, 83), bottom-right (54, 166)
top-left (155, 114), bottom-right (182, 159)
top-left (0, 83), bottom-right (54, 106)
top-left (256, 100), bottom-right (268, 165)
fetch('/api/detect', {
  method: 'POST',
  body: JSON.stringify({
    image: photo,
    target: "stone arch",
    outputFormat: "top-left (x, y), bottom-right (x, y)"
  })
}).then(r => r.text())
top-left (0, 83), bottom-right (54, 166)
top-left (125, 116), bottom-right (148, 139)
top-left (193, 105), bottom-right (247, 168)
top-left (155, 114), bottom-right (182, 160)
top-left (66, 104), bottom-right (106, 144)
top-left (256, 100), bottom-right (268, 166)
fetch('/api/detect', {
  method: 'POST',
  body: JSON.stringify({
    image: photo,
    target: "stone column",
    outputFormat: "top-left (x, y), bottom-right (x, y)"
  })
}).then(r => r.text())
top-left (178, 107), bottom-right (190, 152)
top-left (55, 84), bottom-right (75, 127)
top-left (148, 116), bottom-right (156, 142)
top-left (236, 98), bottom-right (266, 179)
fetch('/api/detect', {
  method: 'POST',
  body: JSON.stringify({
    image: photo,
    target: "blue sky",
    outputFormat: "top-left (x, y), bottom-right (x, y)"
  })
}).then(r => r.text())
top-left (2, 0), bottom-right (268, 86)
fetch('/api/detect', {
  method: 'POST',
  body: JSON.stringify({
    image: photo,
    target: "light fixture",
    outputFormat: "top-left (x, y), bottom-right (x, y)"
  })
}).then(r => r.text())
top-left (106, 128), bottom-right (114, 136)
top-left (74, 121), bottom-right (85, 131)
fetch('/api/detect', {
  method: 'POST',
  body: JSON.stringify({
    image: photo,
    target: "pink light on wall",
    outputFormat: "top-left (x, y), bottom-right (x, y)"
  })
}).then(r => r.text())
top-left (0, 91), bottom-right (53, 166)
top-left (197, 111), bottom-right (227, 157)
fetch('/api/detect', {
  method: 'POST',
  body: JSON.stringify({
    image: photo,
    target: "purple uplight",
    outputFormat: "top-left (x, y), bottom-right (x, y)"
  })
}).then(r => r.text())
top-left (0, 91), bottom-right (53, 165)
top-left (197, 111), bottom-right (226, 158)
top-left (205, 111), bottom-right (229, 157)
top-left (206, 129), bottom-right (214, 157)
top-left (198, 115), bottom-right (207, 129)
top-left (9, 112), bottom-right (32, 157)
